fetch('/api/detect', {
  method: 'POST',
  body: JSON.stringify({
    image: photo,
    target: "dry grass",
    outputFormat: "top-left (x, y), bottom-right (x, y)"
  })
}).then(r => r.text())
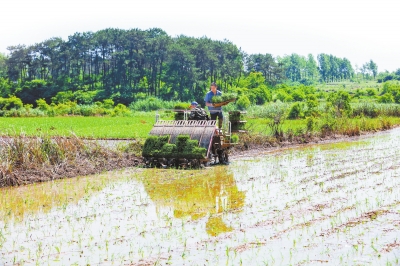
top-left (0, 135), bottom-right (141, 187)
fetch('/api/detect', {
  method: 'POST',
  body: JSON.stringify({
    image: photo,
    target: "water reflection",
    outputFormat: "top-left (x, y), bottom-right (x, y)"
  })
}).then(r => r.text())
top-left (143, 167), bottom-right (245, 236)
top-left (0, 170), bottom-right (133, 223)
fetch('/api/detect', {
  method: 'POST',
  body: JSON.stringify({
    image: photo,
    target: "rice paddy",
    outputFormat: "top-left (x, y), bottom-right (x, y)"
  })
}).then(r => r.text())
top-left (1, 128), bottom-right (400, 265)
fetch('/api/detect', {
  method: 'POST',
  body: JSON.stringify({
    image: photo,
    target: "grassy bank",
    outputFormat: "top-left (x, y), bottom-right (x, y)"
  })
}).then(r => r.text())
top-left (0, 115), bottom-right (155, 139)
top-left (0, 135), bottom-right (141, 188)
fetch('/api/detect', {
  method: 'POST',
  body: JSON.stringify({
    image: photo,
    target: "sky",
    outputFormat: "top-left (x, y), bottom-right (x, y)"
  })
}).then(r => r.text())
top-left (1, 0), bottom-right (399, 72)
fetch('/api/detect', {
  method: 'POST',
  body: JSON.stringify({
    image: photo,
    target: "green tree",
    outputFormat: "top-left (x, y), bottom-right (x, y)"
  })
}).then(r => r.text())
top-left (327, 91), bottom-right (352, 117)
top-left (369, 60), bottom-right (378, 80)
top-left (0, 53), bottom-right (7, 78)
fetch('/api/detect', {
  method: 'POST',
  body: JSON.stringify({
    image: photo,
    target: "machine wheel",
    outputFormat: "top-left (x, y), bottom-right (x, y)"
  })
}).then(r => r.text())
top-left (218, 150), bottom-right (229, 164)
top-left (189, 159), bottom-right (200, 168)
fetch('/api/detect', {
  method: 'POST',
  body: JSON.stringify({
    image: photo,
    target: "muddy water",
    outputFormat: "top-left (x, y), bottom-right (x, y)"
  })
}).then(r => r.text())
top-left (1, 129), bottom-right (400, 265)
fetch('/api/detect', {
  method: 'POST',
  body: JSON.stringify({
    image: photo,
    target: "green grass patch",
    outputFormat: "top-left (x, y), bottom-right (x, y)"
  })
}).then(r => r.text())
top-left (246, 116), bottom-right (400, 136)
top-left (1, 112), bottom-right (400, 140)
top-left (0, 114), bottom-right (157, 139)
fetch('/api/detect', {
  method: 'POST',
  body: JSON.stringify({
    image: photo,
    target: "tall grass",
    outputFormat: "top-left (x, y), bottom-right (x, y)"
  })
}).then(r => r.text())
top-left (0, 134), bottom-right (140, 188)
top-left (129, 98), bottom-right (189, 112)
top-left (351, 102), bottom-right (400, 118)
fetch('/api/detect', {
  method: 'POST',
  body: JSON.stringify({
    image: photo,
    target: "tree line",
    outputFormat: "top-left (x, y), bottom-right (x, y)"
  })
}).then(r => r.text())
top-left (0, 27), bottom-right (391, 106)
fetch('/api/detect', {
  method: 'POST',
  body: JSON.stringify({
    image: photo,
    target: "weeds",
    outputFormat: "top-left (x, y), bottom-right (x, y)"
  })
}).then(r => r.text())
top-left (0, 134), bottom-right (141, 188)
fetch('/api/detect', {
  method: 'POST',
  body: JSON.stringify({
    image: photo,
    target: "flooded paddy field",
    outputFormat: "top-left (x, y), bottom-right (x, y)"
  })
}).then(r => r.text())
top-left (1, 129), bottom-right (400, 265)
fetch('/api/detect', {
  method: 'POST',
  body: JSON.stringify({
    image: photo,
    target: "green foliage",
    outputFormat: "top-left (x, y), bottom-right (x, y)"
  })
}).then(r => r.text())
top-left (231, 134), bottom-right (239, 143)
top-left (130, 97), bottom-right (185, 112)
top-left (0, 96), bottom-right (23, 110)
top-left (378, 93), bottom-right (395, 103)
top-left (102, 99), bottom-right (115, 109)
top-left (327, 90), bottom-right (352, 117)
top-left (142, 134), bottom-right (206, 159)
top-left (274, 89), bottom-right (293, 102)
top-left (0, 77), bottom-right (13, 96)
top-left (291, 89), bottom-right (306, 102)
top-left (288, 102), bottom-right (305, 119)
top-left (15, 79), bottom-right (56, 104)
top-left (366, 88), bottom-right (377, 96)
top-left (262, 101), bottom-right (287, 137)
top-left (305, 94), bottom-right (319, 116)
top-left (51, 90), bottom-right (99, 104)
top-left (142, 135), bottom-right (170, 157)
top-left (211, 92), bottom-right (238, 103)
top-left (36, 99), bottom-right (50, 111)
top-left (0, 116), bottom-right (155, 139)
top-left (306, 117), bottom-right (315, 132)
top-left (252, 85), bottom-right (272, 104)
top-left (236, 95), bottom-right (251, 110)
top-left (379, 81), bottom-right (400, 103)
top-left (228, 111), bottom-right (245, 121)
top-left (238, 72), bottom-right (265, 88)
top-left (174, 102), bottom-right (189, 120)
top-left (112, 103), bottom-right (131, 117)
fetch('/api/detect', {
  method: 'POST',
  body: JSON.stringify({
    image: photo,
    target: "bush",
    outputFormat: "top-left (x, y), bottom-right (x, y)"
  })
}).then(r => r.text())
top-left (103, 99), bottom-right (114, 109)
top-left (306, 117), bottom-right (315, 132)
top-left (252, 85), bottom-right (272, 104)
top-left (36, 98), bottom-right (50, 111)
top-left (288, 102), bottom-right (305, 119)
top-left (236, 95), bottom-right (251, 110)
top-left (366, 88), bottom-right (377, 97)
top-left (112, 103), bottom-right (131, 117)
top-left (0, 96), bottom-right (23, 110)
top-left (291, 89), bottom-right (306, 102)
top-left (378, 93), bottom-right (395, 103)
top-left (274, 89), bottom-right (293, 102)
top-left (327, 90), bottom-right (352, 117)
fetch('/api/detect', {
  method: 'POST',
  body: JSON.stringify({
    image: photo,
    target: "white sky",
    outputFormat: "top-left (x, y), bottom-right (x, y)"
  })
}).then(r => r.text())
top-left (1, 0), bottom-right (399, 72)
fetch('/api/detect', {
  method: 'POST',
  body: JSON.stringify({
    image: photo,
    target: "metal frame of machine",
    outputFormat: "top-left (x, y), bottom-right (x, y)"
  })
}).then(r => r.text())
top-left (143, 111), bottom-right (235, 168)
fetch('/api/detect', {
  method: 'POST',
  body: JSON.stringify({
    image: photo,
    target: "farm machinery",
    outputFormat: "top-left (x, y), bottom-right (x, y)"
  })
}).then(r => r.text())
top-left (142, 119), bottom-right (232, 168)
top-left (142, 109), bottom-right (245, 168)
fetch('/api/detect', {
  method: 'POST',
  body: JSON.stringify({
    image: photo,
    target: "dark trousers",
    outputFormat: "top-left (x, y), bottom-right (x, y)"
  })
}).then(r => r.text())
top-left (210, 111), bottom-right (223, 128)
top-left (210, 111), bottom-right (223, 120)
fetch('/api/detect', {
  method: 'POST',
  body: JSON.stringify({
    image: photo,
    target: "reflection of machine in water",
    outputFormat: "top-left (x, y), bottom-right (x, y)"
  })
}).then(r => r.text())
top-left (143, 168), bottom-right (245, 236)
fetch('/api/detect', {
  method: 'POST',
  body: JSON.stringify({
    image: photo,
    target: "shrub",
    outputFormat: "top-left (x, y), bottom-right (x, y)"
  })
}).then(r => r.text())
top-left (306, 117), bottom-right (315, 132)
top-left (252, 85), bottom-right (272, 104)
top-left (274, 89), bottom-right (293, 102)
top-left (378, 93), bottom-right (395, 103)
top-left (103, 99), bottom-right (114, 109)
top-left (288, 102), bottom-right (305, 119)
top-left (236, 95), bottom-right (251, 110)
top-left (112, 103), bottom-right (131, 117)
top-left (36, 98), bottom-right (50, 111)
top-left (0, 96), bottom-right (23, 110)
top-left (291, 89), bottom-right (306, 102)
top-left (327, 90), bottom-right (352, 117)
top-left (366, 88), bottom-right (377, 96)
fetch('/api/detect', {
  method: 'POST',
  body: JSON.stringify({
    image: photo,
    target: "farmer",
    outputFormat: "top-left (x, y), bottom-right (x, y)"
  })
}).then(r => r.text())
top-left (189, 101), bottom-right (209, 121)
top-left (204, 82), bottom-right (223, 128)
